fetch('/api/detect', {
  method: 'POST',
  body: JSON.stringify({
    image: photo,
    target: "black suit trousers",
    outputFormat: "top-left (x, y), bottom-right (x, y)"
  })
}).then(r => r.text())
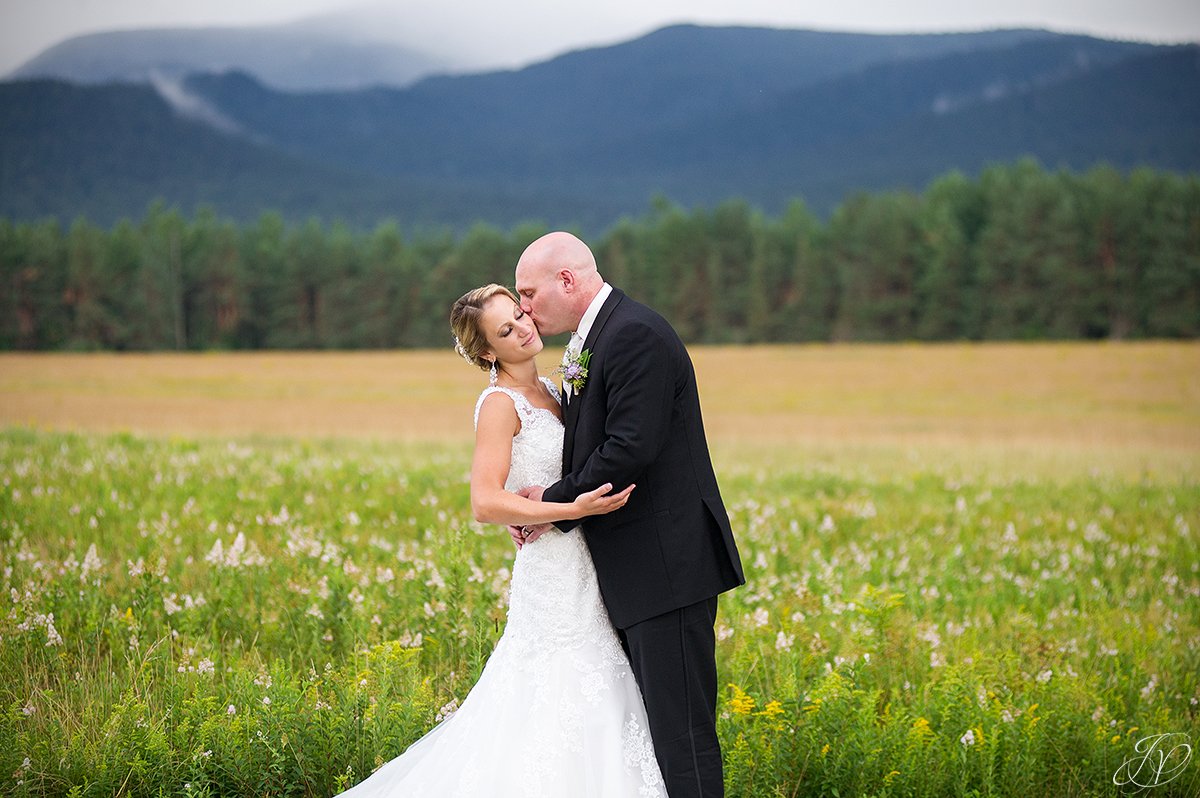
top-left (618, 596), bottom-right (723, 798)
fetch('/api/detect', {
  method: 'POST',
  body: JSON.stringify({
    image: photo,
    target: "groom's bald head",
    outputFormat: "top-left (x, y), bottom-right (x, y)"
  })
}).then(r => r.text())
top-left (515, 232), bottom-right (604, 336)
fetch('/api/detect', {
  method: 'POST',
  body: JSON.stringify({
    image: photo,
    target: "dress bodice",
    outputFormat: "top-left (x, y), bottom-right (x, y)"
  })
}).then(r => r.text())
top-left (474, 377), bottom-right (564, 493)
top-left (472, 377), bottom-right (602, 649)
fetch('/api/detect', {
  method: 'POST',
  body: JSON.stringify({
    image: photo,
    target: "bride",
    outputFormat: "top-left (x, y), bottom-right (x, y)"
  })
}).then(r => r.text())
top-left (334, 284), bottom-right (667, 797)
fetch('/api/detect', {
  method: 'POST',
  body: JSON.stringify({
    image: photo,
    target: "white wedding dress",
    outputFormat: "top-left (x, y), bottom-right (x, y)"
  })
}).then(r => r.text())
top-left (334, 378), bottom-right (666, 798)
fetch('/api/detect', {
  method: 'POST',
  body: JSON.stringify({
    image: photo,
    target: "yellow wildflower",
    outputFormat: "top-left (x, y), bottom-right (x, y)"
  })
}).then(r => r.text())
top-left (884, 770), bottom-right (900, 786)
top-left (820, 743), bottom-right (831, 757)
top-left (756, 700), bottom-right (785, 719)
top-left (726, 683), bottom-right (755, 715)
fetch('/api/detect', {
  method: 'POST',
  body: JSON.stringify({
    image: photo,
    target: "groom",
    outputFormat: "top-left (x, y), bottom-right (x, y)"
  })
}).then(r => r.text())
top-left (513, 231), bottom-right (744, 797)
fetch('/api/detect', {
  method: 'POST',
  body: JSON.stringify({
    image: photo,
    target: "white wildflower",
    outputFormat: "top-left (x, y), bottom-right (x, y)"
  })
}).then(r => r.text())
top-left (44, 615), bottom-right (62, 647)
top-left (80, 543), bottom-right (103, 580)
top-left (853, 500), bottom-right (877, 519)
top-left (435, 698), bottom-right (459, 722)
top-left (397, 631), bottom-right (423, 648)
top-left (205, 538), bottom-right (224, 565)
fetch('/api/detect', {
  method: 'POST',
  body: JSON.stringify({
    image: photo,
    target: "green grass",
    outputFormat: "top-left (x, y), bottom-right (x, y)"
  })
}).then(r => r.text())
top-left (1, 428), bottom-right (1198, 796)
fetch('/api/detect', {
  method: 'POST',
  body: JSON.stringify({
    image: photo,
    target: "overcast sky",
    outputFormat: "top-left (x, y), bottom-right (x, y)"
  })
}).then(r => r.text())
top-left (4, 0), bottom-right (1199, 75)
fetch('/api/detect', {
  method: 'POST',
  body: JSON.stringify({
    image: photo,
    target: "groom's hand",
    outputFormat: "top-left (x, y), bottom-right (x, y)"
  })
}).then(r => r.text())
top-left (517, 485), bottom-right (545, 502)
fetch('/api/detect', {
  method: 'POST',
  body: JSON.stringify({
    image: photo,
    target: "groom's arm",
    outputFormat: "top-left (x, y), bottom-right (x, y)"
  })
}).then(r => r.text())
top-left (541, 321), bottom-right (673, 526)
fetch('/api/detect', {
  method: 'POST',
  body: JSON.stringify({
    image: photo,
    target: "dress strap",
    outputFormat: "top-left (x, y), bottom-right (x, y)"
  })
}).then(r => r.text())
top-left (474, 386), bottom-right (534, 431)
top-left (540, 376), bottom-right (562, 404)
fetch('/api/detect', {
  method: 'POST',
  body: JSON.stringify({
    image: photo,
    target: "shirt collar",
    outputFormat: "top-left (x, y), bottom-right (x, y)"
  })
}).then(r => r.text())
top-left (574, 282), bottom-right (612, 344)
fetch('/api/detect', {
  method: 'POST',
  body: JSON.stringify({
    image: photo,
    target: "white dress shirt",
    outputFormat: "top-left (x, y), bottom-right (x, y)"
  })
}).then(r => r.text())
top-left (562, 282), bottom-right (612, 398)
top-left (575, 282), bottom-right (613, 346)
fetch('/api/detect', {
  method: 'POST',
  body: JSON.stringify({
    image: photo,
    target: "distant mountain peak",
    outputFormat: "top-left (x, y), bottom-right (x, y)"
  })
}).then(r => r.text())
top-left (8, 23), bottom-right (455, 91)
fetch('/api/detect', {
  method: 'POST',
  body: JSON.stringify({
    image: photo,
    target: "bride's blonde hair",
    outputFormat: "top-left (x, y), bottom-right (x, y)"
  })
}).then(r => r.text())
top-left (449, 284), bottom-right (519, 371)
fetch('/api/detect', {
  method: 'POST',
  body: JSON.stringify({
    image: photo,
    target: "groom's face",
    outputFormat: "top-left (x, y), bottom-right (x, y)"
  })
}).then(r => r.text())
top-left (515, 263), bottom-right (572, 336)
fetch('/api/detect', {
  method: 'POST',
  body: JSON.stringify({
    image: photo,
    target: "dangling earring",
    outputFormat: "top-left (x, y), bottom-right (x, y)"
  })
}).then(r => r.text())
top-left (489, 360), bottom-right (498, 386)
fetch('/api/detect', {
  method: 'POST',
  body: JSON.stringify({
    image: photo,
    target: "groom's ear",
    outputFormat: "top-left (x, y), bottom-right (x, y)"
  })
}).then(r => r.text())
top-left (558, 268), bottom-right (575, 292)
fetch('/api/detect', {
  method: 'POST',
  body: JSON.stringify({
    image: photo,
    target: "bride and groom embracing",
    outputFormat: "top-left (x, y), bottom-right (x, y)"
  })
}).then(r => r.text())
top-left (336, 232), bottom-right (745, 797)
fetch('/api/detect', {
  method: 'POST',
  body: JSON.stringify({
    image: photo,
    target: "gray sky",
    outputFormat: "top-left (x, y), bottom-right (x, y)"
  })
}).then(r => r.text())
top-left (3, 0), bottom-right (1199, 76)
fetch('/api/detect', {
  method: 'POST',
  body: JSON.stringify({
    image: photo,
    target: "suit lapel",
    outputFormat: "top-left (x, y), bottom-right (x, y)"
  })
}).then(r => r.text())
top-left (562, 288), bottom-right (624, 469)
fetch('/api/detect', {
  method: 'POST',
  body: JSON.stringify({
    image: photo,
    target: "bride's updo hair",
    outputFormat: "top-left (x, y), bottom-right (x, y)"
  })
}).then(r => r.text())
top-left (449, 284), bottom-right (519, 371)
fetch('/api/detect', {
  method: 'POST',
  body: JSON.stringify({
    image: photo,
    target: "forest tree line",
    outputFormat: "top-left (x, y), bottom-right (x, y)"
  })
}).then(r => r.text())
top-left (2, 159), bottom-right (1198, 351)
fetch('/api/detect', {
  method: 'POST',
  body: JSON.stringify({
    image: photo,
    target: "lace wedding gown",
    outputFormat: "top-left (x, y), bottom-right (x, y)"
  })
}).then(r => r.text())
top-left (335, 378), bottom-right (666, 798)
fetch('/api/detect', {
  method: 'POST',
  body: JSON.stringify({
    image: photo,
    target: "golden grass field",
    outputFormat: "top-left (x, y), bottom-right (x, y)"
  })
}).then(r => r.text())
top-left (2, 341), bottom-right (1198, 475)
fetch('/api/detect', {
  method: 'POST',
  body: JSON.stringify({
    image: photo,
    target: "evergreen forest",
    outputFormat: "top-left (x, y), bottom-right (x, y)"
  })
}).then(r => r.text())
top-left (4, 160), bottom-right (1198, 351)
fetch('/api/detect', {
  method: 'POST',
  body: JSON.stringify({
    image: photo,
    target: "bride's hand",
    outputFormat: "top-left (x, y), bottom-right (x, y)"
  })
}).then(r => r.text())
top-left (572, 482), bottom-right (635, 518)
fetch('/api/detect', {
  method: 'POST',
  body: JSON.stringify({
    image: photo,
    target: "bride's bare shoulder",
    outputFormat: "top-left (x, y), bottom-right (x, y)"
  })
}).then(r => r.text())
top-left (474, 388), bottom-right (521, 436)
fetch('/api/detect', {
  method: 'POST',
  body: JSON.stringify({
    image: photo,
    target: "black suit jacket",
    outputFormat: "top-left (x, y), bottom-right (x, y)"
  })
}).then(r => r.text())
top-left (542, 288), bottom-right (744, 628)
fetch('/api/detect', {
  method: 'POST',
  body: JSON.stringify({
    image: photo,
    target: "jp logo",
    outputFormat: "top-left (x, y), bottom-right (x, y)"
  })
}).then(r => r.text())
top-left (1113, 732), bottom-right (1193, 791)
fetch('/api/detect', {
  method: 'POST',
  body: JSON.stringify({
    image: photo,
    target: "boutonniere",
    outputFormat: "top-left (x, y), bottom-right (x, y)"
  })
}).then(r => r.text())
top-left (556, 348), bottom-right (591, 393)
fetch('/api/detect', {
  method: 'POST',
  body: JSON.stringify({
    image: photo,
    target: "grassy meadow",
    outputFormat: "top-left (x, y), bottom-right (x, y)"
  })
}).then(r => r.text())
top-left (1, 342), bottom-right (1198, 797)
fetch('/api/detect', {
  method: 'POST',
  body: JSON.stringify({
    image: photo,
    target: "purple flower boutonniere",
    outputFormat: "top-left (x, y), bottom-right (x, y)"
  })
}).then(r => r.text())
top-left (556, 348), bottom-right (591, 394)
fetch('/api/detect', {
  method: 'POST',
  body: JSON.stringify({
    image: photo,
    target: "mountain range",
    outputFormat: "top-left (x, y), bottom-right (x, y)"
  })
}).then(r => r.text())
top-left (2, 24), bottom-right (1197, 231)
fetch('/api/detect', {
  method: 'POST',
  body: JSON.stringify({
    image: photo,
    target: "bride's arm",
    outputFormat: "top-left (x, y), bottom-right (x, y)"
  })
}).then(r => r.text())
top-left (470, 393), bottom-right (630, 525)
